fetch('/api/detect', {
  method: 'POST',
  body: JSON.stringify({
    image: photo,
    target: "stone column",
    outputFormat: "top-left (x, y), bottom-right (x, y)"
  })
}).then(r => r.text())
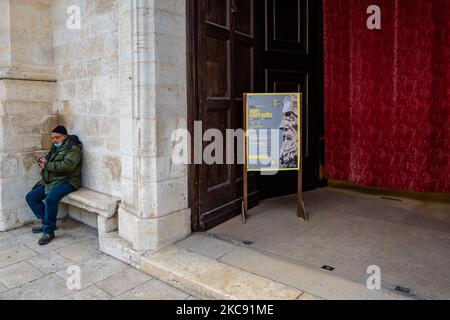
top-left (0, 0), bottom-right (57, 231)
top-left (117, 0), bottom-right (190, 251)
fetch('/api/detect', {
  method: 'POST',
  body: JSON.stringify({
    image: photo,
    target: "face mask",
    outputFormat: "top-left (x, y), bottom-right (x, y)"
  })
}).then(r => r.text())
top-left (54, 142), bottom-right (63, 148)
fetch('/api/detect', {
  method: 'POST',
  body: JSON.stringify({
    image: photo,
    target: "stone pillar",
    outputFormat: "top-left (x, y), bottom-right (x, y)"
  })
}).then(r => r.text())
top-left (0, 0), bottom-right (57, 231)
top-left (117, 0), bottom-right (190, 251)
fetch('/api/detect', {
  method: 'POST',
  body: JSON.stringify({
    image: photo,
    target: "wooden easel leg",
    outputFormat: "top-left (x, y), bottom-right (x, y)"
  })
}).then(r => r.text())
top-left (297, 169), bottom-right (308, 221)
top-left (243, 168), bottom-right (248, 223)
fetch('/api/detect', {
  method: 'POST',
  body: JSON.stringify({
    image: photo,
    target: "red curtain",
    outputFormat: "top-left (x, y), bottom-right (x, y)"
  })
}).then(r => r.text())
top-left (323, 0), bottom-right (450, 193)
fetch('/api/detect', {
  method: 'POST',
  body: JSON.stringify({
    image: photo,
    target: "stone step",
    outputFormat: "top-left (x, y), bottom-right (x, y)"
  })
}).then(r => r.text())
top-left (99, 232), bottom-right (411, 300)
top-left (139, 245), bottom-right (307, 300)
top-left (100, 232), bottom-right (309, 300)
top-left (216, 245), bottom-right (411, 300)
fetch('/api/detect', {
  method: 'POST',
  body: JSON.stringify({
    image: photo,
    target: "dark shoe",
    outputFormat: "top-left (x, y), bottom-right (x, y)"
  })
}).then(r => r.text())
top-left (31, 225), bottom-right (43, 234)
top-left (38, 233), bottom-right (55, 245)
top-left (32, 225), bottom-right (57, 234)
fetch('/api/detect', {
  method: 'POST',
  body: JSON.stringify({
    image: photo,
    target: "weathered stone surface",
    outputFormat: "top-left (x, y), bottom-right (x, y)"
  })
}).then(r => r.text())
top-left (0, 282), bottom-right (7, 294)
top-left (55, 238), bottom-right (102, 263)
top-left (115, 0), bottom-right (190, 251)
top-left (67, 207), bottom-right (98, 229)
top-left (98, 231), bottom-right (144, 268)
top-left (176, 234), bottom-right (236, 260)
top-left (0, 0), bottom-right (55, 79)
top-left (0, 273), bottom-right (73, 300)
top-left (118, 207), bottom-right (191, 251)
top-left (141, 246), bottom-right (303, 300)
top-left (219, 247), bottom-right (407, 300)
top-left (297, 293), bottom-right (323, 300)
top-left (116, 279), bottom-right (189, 300)
top-left (0, 261), bottom-right (44, 289)
top-left (65, 286), bottom-right (112, 300)
top-left (1, 0), bottom-right (192, 256)
top-left (97, 215), bottom-right (118, 235)
top-left (18, 232), bottom-right (81, 254)
top-left (27, 251), bottom-right (73, 274)
top-left (0, 219), bottom-right (194, 300)
top-left (64, 223), bottom-right (98, 240)
top-left (61, 188), bottom-right (120, 218)
top-left (56, 255), bottom-right (128, 289)
top-left (0, 78), bottom-right (57, 232)
top-left (96, 267), bottom-right (152, 296)
top-left (53, 0), bottom-right (121, 198)
top-left (0, 244), bottom-right (38, 269)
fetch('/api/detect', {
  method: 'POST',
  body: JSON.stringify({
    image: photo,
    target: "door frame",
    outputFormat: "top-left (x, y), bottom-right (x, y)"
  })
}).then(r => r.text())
top-left (186, 0), bottom-right (200, 232)
top-left (186, 0), bottom-right (326, 232)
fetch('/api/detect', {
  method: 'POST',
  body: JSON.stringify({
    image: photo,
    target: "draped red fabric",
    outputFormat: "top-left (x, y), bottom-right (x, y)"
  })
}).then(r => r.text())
top-left (323, 0), bottom-right (450, 193)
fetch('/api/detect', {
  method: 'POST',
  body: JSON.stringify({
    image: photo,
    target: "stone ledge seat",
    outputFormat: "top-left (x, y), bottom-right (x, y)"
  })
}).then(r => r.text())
top-left (61, 188), bottom-right (120, 234)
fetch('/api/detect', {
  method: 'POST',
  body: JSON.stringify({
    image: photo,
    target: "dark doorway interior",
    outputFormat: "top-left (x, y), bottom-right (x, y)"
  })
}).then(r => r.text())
top-left (187, 0), bottom-right (324, 232)
top-left (256, 0), bottom-right (325, 199)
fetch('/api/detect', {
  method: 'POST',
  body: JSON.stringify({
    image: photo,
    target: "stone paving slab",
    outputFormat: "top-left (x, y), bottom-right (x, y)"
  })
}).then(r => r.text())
top-left (0, 261), bottom-right (44, 289)
top-left (219, 246), bottom-right (407, 300)
top-left (141, 245), bottom-right (303, 300)
top-left (0, 219), bottom-right (194, 300)
top-left (117, 279), bottom-right (190, 300)
top-left (96, 267), bottom-right (152, 297)
top-left (4, 227), bottom-right (32, 237)
top-left (0, 236), bottom-right (23, 250)
top-left (55, 238), bottom-right (102, 263)
top-left (0, 244), bottom-right (38, 269)
top-left (0, 283), bottom-right (7, 294)
top-left (64, 225), bottom-right (99, 240)
top-left (0, 232), bottom-right (12, 242)
top-left (27, 251), bottom-right (74, 275)
top-left (297, 293), bottom-right (323, 300)
top-left (55, 255), bottom-right (130, 290)
top-left (0, 273), bottom-right (74, 300)
top-left (18, 232), bottom-right (85, 254)
top-left (176, 233), bottom-right (237, 260)
top-left (65, 286), bottom-right (112, 300)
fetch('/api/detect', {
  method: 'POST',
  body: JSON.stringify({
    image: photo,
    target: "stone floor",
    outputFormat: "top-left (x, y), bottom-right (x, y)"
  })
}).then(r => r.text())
top-left (0, 219), bottom-right (196, 300)
top-left (206, 187), bottom-right (450, 300)
top-left (1, 187), bottom-right (449, 300)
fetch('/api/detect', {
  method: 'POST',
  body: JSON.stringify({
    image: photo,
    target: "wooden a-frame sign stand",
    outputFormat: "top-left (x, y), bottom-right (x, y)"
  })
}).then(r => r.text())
top-left (241, 93), bottom-right (308, 223)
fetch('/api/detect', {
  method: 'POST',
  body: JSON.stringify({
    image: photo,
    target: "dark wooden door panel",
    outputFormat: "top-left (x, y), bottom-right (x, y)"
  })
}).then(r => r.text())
top-left (266, 0), bottom-right (307, 53)
top-left (234, 0), bottom-right (254, 36)
top-left (207, 0), bottom-right (230, 27)
top-left (256, 0), bottom-right (324, 198)
top-left (195, 0), bottom-right (257, 231)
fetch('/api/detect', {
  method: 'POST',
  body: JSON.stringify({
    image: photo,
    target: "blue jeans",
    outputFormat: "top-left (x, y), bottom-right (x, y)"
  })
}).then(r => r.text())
top-left (26, 182), bottom-right (76, 235)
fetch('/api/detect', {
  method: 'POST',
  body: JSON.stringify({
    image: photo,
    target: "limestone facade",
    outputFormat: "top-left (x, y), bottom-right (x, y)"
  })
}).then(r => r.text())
top-left (0, 0), bottom-right (191, 252)
top-left (0, 0), bottom-right (57, 230)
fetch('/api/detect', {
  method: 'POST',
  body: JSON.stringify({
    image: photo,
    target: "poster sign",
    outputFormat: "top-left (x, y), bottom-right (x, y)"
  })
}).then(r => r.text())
top-left (245, 93), bottom-right (301, 171)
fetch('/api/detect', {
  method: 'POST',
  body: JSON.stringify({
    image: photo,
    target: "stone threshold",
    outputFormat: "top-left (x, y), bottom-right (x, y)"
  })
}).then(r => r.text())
top-left (99, 232), bottom-right (313, 300)
top-left (99, 232), bottom-right (411, 300)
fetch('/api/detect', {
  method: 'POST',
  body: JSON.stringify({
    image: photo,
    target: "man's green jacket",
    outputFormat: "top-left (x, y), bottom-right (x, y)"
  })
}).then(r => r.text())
top-left (33, 135), bottom-right (82, 194)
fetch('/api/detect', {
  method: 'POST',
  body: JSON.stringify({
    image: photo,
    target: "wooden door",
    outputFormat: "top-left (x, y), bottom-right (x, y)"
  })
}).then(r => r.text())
top-left (256, 0), bottom-right (324, 198)
top-left (189, 0), bottom-right (258, 231)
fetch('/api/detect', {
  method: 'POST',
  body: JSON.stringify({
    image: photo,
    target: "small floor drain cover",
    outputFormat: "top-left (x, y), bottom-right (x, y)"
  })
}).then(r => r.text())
top-left (395, 286), bottom-right (411, 294)
top-left (381, 196), bottom-right (403, 202)
top-left (321, 265), bottom-right (335, 271)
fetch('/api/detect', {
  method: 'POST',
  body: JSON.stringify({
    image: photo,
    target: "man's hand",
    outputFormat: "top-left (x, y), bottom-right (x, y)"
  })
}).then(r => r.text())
top-left (38, 158), bottom-right (47, 169)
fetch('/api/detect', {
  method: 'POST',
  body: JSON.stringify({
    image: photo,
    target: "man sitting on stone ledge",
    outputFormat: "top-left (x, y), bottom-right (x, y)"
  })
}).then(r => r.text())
top-left (26, 125), bottom-right (82, 245)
